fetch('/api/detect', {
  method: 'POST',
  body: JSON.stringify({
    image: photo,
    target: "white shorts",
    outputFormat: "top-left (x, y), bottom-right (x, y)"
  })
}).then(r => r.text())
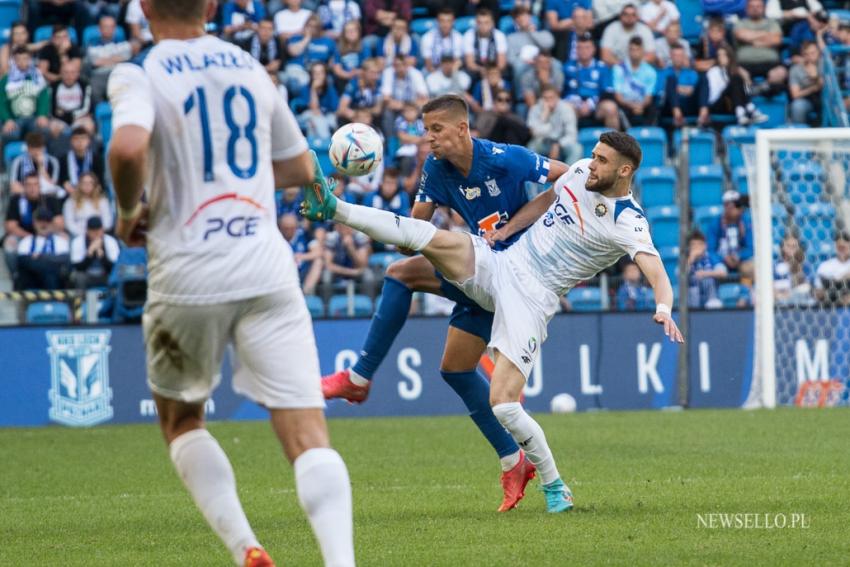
top-left (447, 235), bottom-right (560, 379)
top-left (142, 288), bottom-right (324, 409)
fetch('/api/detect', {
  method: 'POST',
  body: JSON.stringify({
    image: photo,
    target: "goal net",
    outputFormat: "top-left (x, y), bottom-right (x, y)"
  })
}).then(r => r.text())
top-left (744, 128), bottom-right (850, 409)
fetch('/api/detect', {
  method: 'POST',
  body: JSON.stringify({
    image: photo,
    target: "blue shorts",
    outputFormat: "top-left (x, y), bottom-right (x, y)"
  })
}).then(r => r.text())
top-left (436, 270), bottom-right (493, 343)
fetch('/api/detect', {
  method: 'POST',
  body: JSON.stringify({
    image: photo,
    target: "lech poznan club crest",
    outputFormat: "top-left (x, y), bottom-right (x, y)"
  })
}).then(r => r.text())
top-left (47, 331), bottom-right (113, 427)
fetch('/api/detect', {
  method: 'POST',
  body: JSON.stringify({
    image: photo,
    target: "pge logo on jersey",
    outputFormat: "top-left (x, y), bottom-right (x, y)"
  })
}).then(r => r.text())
top-left (47, 331), bottom-right (113, 427)
top-left (204, 216), bottom-right (260, 240)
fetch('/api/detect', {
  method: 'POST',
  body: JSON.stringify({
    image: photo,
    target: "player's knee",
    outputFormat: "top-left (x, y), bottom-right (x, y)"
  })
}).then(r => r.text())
top-left (491, 401), bottom-right (521, 425)
top-left (386, 259), bottom-right (413, 284)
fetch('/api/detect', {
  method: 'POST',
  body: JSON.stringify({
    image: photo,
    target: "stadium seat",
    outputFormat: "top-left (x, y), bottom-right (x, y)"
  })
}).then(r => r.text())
top-left (794, 203), bottom-right (835, 246)
top-left (635, 166), bottom-right (676, 208)
top-left (674, 129), bottom-right (716, 166)
top-left (733, 166), bottom-right (749, 195)
top-left (0, 1), bottom-right (21, 44)
top-left (689, 164), bottom-right (724, 207)
top-left (309, 137), bottom-right (334, 175)
top-left (677, 0), bottom-right (704, 41)
top-left (411, 5), bottom-right (429, 17)
top-left (328, 294), bottom-right (373, 318)
top-left (107, 247), bottom-right (147, 323)
top-left (454, 16), bottom-right (475, 34)
top-left (646, 205), bottom-right (680, 247)
top-left (578, 127), bottom-right (612, 158)
top-left (305, 295), bottom-right (324, 318)
top-left (368, 251), bottom-right (403, 272)
top-left (4, 140), bottom-right (25, 168)
top-left (566, 286), bottom-right (603, 312)
top-left (718, 283), bottom-right (750, 308)
top-left (34, 25), bottom-right (77, 44)
top-left (694, 204), bottom-right (722, 235)
top-left (627, 127), bottom-right (666, 167)
top-left (25, 301), bottom-right (71, 324)
top-left (95, 101), bottom-right (112, 145)
top-left (722, 125), bottom-right (755, 169)
top-left (82, 24), bottom-right (126, 47)
top-left (752, 94), bottom-right (788, 128)
top-left (410, 18), bottom-right (436, 37)
top-left (658, 245), bottom-right (680, 280)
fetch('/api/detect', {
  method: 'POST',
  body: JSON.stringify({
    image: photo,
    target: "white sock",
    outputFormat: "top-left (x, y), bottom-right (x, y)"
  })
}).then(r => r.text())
top-left (169, 429), bottom-right (260, 565)
top-left (492, 402), bottom-right (561, 485)
top-left (500, 450), bottom-right (521, 472)
top-left (334, 199), bottom-right (436, 251)
top-left (295, 448), bottom-right (355, 567)
top-left (348, 369), bottom-right (369, 387)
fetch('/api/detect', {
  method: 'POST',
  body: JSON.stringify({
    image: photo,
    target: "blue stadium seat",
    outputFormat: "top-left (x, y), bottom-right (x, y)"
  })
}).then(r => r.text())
top-left (752, 94), bottom-right (788, 128)
top-left (694, 204), bottom-right (722, 235)
top-left (627, 127), bottom-right (666, 167)
top-left (34, 24), bottom-right (77, 44)
top-left (454, 16), bottom-right (475, 34)
top-left (674, 129), bottom-right (716, 166)
top-left (4, 140), bottom-right (25, 168)
top-left (677, 0), bottom-right (704, 41)
top-left (411, 5), bottom-right (429, 17)
top-left (410, 18), bottom-right (436, 37)
top-left (578, 127), bottom-right (612, 157)
top-left (781, 162), bottom-right (823, 205)
top-left (807, 240), bottom-right (834, 265)
top-left (636, 166), bottom-right (676, 208)
top-left (0, 1), bottom-right (21, 44)
top-left (368, 251), bottom-right (403, 272)
top-left (689, 164), bottom-right (724, 207)
top-left (733, 166), bottom-right (749, 195)
top-left (795, 203), bottom-right (835, 246)
top-left (658, 245), bottom-right (680, 280)
top-left (305, 295), bottom-right (325, 318)
top-left (722, 125), bottom-right (755, 169)
top-left (718, 283), bottom-right (750, 308)
top-left (95, 101), bottom-right (112, 145)
top-left (107, 247), bottom-right (147, 323)
top-left (328, 294), bottom-right (373, 317)
top-left (567, 286), bottom-right (603, 312)
top-left (646, 205), bottom-right (680, 247)
top-left (25, 301), bottom-right (71, 324)
top-left (82, 24), bottom-right (126, 47)
top-left (309, 137), bottom-right (334, 175)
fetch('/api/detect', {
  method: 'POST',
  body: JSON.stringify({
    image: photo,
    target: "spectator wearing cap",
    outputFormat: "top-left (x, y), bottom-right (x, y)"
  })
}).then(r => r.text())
top-left (508, 5), bottom-right (556, 78)
top-left (686, 230), bottom-right (727, 309)
top-left (463, 8), bottom-right (508, 77)
top-left (527, 84), bottom-right (581, 163)
top-left (733, 0), bottom-right (788, 92)
top-left (421, 8), bottom-right (464, 74)
top-left (59, 128), bottom-right (104, 195)
top-left (9, 131), bottom-right (61, 197)
top-left (15, 206), bottom-right (70, 291)
top-left (70, 216), bottom-right (120, 289)
top-left (640, 0), bottom-right (680, 35)
top-left (62, 172), bottom-right (113, 238)
top-left (0, 46), bottom-right (50, 142)
top-left (612, 37), bottom-right (657, 126)
top-left (707, 190), bottom-right (755, 281)
top-left (766, 0), bottom-right (823, 34)
top-left (563, 33), bottom-right (619, 129)
top-left (279, 213), bottom-right (323, 296)
top-left (545, 0), bottom-right (592, 61)
top-left (85, 15), bottom-right (133, 106)
top-left (519, 51), bottom-right (565, 111)
top-left (600, 3), bottom-right (655, 66)
top-left (814, 232), bottom-right (850, 306)
top-left (662, 44), bottom-right (710, 127)
top-left (37, 25), bottom-right (82, 86)
top-left (788, 41), bottom-right (822, 124)
top-left (426, 56), bottom-right (472, 98)
top-left (3, 173), bottom-right (64, 267)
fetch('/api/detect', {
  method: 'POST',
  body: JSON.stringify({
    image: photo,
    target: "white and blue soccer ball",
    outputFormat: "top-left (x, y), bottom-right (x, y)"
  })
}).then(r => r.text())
top-left (329, 122), bottom-right (383, 177)
top-left (550, 393), bottom-right (577, 414)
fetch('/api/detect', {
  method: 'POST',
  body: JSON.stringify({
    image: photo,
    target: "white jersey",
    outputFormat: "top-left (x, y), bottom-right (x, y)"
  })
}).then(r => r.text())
top-left (505, 158), bottom-right (658, 297)
top-left (108, 35), bottom-right (307, 304)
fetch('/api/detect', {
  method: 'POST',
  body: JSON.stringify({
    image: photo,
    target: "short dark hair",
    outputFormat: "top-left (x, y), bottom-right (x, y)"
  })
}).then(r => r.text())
top-left (598, 131), bottom-right (642, 169)
top-left (540, 83), bottom-right (559, 96)
top-left (476, 7), bottom-right (494, 19)
top-left (12, 45), bottom-right (29, 56)
top-left (437, 7), bottom-right (455, 17)
top-left (70, 126), bottom-right (90, 138)
top-left (383, 167), bottom-right (400, 179)
top-left (422, 94), bottom-right (469, 118)
top-left (511, 5), bottom-right (531, 17)
top-left (628, 36), bottom-right (644, 47)
top-left (149, 0), bottom-right (207, 22)
top-left (24, 131), bottom-right (46, 148)
top-left (578, 32), bottom-right (594, 43)
top-left (835, 231), bottom-right (850, 243)
top-left (688, 229), bottom-right (706, 242)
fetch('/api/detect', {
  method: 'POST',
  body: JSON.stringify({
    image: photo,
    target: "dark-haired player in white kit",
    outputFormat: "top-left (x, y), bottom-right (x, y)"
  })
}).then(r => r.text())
top-left (107, 0), bottom-right (354, 565)
top-left (302, 130), bottom-right (684, 513)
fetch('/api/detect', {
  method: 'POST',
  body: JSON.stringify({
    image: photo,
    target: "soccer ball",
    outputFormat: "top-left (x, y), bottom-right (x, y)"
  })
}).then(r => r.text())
top-left (550, 393), bottom-right (577, 414)
top-left (329, 123), bottom-right (383, 177)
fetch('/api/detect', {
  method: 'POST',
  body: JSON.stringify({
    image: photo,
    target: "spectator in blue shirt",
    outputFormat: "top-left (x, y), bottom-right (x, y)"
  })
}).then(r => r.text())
top-left (617, 261), bottom-right (653, 310)
top-left (563, 32), bottom-right (619, 129)
top-left (337, 57), bottom-right (383, 123)
top-left (468, 64), bottom-right (511, 114)
top-left (662, 44), bottom-right (710, 127)
top-left (295, 62), bottom-right (339, 139)
top-left (545, 0), bottom-right (593, 61)
top-left (393, 103), bottom-right (425, 175)
top-left (285, 14), bottom-right (337, 92)
top-left (707, 190), bottom-right (755, 281)
top-left (612, 36), bottom-right (657, 126)
top-left (687, 230), bottom-right (726, 309)
top-left (222, 0), bottom-right (266, 43)
top-left (277, 186), bottom-right (304, 218)
top-left (279, 212), bottom-right (323, 295)
top-left (332, 20), bottom-right (370, 93)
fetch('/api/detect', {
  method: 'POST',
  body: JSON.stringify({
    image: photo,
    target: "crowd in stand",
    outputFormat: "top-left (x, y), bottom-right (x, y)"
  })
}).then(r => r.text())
top-left (0, 0), bottom-right (848, 316)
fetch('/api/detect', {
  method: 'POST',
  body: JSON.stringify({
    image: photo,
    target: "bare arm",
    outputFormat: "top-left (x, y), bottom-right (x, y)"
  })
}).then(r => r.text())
top-left (109, 124), bottom-right (150, 245)
top-left (634, 251), bottom-right (684, 342)
top-left (273, 150), bottom-right (314, 189)
top-left (485, 187), bottom-right (557, 246)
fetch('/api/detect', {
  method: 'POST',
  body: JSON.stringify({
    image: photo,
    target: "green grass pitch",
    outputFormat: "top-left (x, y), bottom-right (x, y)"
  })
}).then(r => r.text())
top-left (1, 408), bottom-right (848, 566)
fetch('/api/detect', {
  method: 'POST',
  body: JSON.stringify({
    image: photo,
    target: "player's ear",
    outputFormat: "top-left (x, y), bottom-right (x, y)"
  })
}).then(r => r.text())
top-left (205, 0), bottom-right (217, 22)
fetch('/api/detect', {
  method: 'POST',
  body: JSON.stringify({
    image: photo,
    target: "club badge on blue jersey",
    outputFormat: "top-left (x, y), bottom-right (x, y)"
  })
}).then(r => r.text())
top-left (47, 330), bottom-right (113, 427)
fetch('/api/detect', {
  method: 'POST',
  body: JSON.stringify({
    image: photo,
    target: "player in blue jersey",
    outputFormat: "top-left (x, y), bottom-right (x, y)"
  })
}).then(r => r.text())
top-left (322, 94), bottom-right (568, 512)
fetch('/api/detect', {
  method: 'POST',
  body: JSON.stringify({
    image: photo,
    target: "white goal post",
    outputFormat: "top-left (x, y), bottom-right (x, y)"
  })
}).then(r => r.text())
top-left (747, 128), bottom-right (850, 409)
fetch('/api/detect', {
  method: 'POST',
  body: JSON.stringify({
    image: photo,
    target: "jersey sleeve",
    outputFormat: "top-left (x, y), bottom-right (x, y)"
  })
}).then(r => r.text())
top-left (614, 208), bottom-right (659, 260)
top-left (270, 84), bottom-right (309, 161)
top-left (107, 63), bottom-right (155, 131)
top-left (415, 158), bottom-right (446, 205)
top-left (506, 144), bottom-right (551, 184)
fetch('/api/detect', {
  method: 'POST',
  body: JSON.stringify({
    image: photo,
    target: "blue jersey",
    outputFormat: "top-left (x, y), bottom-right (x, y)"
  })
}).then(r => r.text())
top-left (563, 59), bottom-right (611, 108)
top-left (415, 138), bottom-right (550, 250)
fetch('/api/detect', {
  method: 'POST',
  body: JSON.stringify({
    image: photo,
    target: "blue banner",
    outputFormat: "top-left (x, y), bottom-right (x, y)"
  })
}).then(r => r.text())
top-left (0, 311), bottom-right (757, 427)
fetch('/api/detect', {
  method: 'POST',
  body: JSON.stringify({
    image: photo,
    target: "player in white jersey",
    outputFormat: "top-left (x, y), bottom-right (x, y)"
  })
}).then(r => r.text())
top-left (107, 1), bottom-right (354, 566)
top-left (301, 130), bottom-right (683, 513)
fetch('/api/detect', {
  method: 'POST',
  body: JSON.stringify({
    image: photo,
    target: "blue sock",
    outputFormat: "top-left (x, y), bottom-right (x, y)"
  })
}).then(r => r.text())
top-left (441, 370), bottom-right (520, 458)
top-left (352, 276), bottom-right (412, 380)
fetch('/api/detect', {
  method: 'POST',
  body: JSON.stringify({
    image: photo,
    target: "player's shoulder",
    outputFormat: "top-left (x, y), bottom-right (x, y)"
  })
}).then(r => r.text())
top-left (555, 158), bottom-right (592, 191)
top-left (478, 138), bottom-right (532, 169)
top-left (612, 195), bottom-right (648, 227)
